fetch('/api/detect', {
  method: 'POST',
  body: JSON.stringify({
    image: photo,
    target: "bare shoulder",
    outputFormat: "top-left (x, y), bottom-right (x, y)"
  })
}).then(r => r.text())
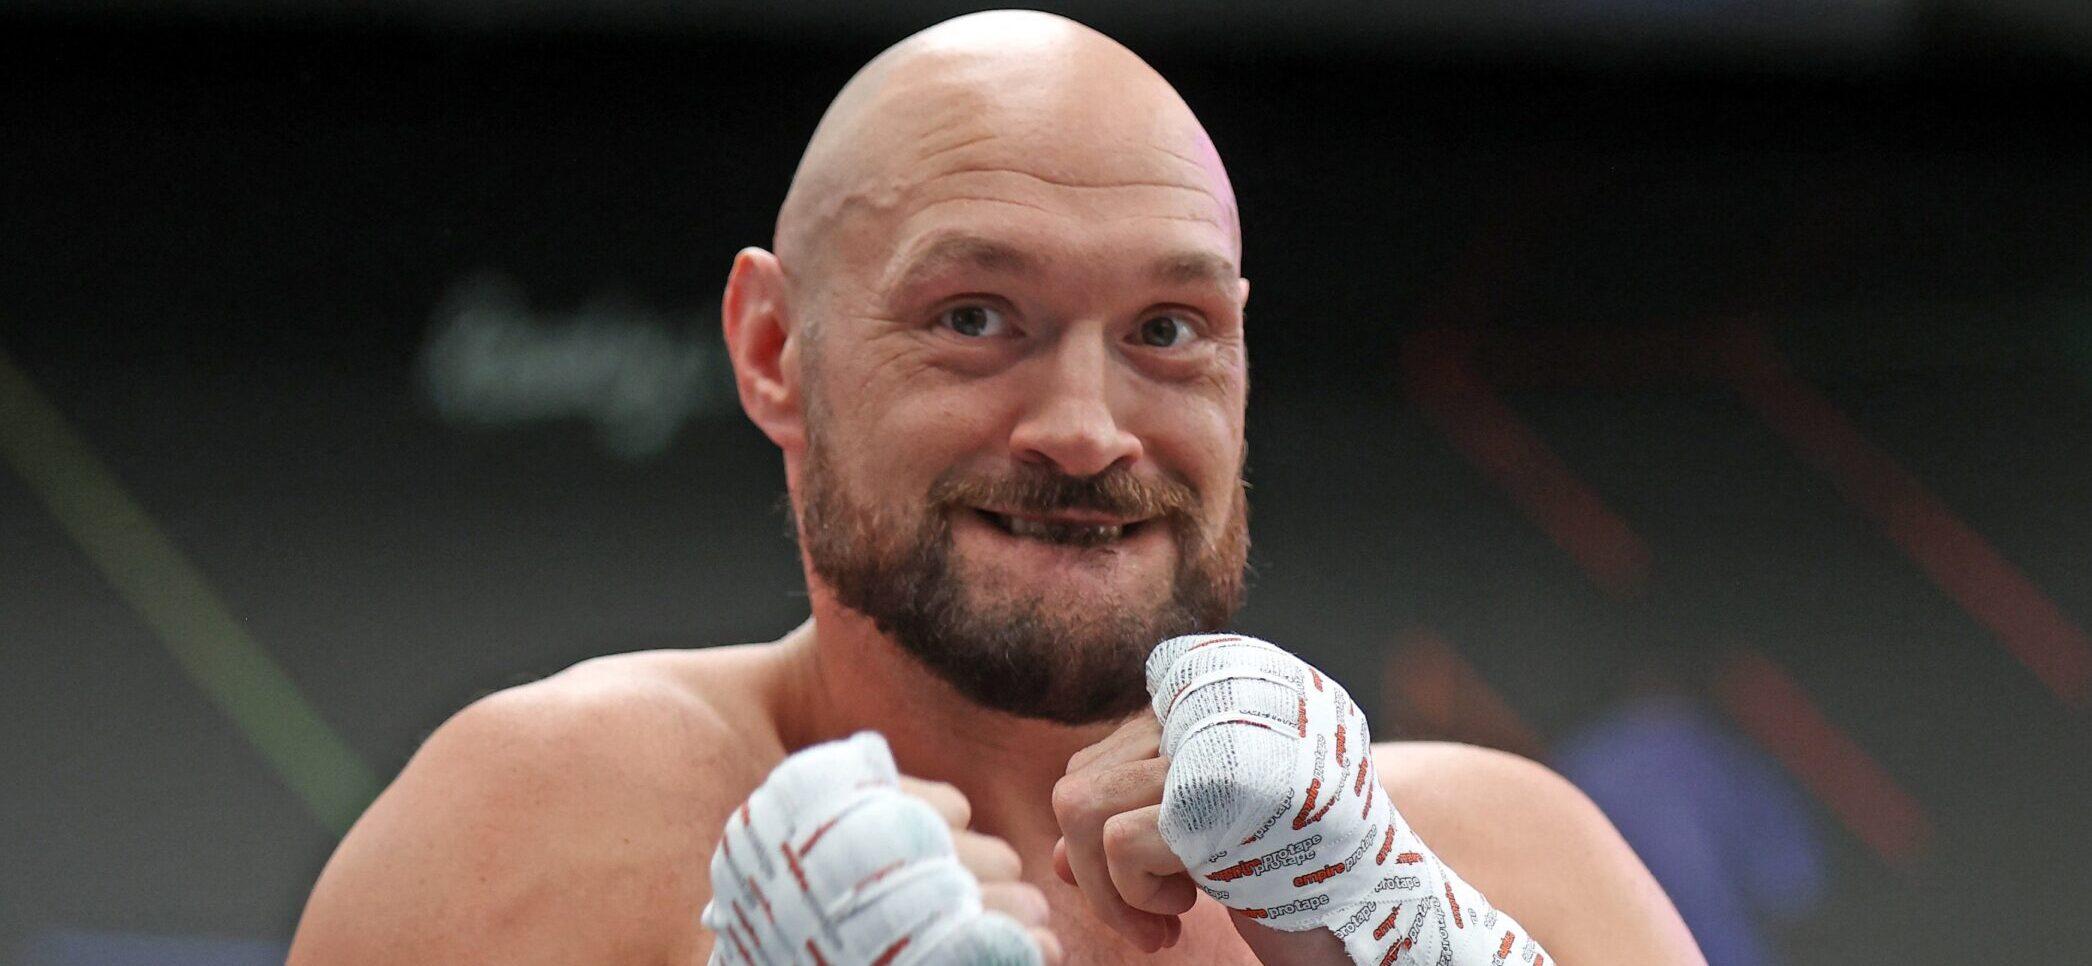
top-left (1371, 741), bottom-right (1620, 890)
top-left (290, 644), bottom-right (791, 966)
top-left (1372, 740), bottom-right (1705, 965)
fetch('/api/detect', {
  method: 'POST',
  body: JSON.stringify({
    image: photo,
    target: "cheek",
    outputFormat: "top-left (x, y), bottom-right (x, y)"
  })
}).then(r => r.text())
top-left (849, 369), bottom-right (1014, 480)
top-left (1166, 356), bottom-right (1248, 468)
top-left (1136, 394), bottom-right (1244, 491)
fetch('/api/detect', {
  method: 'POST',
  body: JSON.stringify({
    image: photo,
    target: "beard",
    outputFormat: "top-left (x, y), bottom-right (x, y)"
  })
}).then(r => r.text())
top-left (797, 427), bottom-right (1250, 725)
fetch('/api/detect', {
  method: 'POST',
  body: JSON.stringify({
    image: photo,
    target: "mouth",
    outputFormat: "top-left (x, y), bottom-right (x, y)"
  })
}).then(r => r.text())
top-left (972, 508), bottom-right (1149, 548)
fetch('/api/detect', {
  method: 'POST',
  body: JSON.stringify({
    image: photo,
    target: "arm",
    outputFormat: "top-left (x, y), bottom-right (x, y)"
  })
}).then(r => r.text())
top-left (1056, 635), bottom-right (1702, 966)
top-left (288, 671), bottom-right (763, 965)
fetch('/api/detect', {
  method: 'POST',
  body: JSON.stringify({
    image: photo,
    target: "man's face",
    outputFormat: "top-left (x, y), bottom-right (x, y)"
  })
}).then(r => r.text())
top-left (785, 74), bottom-right (1249, 724)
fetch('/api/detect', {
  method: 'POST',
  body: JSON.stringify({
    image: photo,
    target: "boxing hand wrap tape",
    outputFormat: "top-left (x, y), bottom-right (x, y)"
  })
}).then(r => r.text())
top-left (1147, 635), bottom-right (1554, 966)
top-left (702, 731), bottom-right (1041, 966)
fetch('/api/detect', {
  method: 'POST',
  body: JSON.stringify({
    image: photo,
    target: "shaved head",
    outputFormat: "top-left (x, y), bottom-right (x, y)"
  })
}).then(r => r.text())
top-left (731, 10), bottom-right (1253, 723)
top-left (775, 10), bottom-right (1240, 300)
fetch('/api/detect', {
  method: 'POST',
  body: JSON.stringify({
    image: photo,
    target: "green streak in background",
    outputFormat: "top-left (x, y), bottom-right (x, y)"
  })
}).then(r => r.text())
top-left (0, 345), bottom-right (379, 836)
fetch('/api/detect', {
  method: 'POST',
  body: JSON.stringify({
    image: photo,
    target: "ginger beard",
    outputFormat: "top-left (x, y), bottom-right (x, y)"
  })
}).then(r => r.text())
top-left (797, 403), bottom-right (1250, 725)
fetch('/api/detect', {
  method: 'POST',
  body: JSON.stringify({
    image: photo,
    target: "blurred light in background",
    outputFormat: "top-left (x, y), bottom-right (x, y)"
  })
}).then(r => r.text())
top-left (418, 274), bottom-right (732, 460)
top-left (1556, 691), bottom-right (1826, 966)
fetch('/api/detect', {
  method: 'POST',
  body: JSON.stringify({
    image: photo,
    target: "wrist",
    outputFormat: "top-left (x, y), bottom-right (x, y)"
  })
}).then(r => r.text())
top-left (1231, 910), bottom-right (1351, 966)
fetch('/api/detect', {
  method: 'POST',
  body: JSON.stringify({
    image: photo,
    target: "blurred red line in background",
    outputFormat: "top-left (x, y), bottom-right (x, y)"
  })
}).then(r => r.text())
top-left (1719, 323), bottom-right (2092, 709)
top-left (1403, 327), bottom-right (1652, 600)
top-left (1714, 650), bottom-right (1933, 867)
top-left (1402, 169), bottom-right (1648, 595)
top-left (1382, 628), bottom-right (1548, 760)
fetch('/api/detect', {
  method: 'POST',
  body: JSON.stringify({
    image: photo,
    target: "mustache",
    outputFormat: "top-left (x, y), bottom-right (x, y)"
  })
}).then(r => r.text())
top-left (929, 465), bottom-right (1200, 520)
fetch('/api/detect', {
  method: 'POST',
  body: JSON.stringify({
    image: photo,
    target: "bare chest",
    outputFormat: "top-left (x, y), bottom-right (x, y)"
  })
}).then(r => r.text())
top-left (1045, 890), bottom-right (1261, 965)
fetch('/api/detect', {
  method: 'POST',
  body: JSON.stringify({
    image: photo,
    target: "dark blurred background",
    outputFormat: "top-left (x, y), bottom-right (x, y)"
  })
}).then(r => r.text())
top-left (3, 1), bottom-right (2090, 963)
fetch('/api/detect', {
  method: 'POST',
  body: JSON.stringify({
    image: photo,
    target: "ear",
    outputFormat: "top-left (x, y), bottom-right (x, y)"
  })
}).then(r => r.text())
top-left (721, 247), bottom-right (805, 452)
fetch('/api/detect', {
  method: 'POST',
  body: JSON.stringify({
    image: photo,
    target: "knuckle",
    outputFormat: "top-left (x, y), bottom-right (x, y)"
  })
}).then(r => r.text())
top-left (983, 881), bottom-right (1050, 924)
top-left (910, 779), bottom-right (971, 825)
top-left (1132, 755), bottom-right (1172, 788)
top-left (1032, 927), bottom-right (1065, 965)
top-left (938, 784), bottom-right (974, 826)
top-left (989, 835), bottom-right (1022, 870)
top-left (1049, 773), bottom-right (1088, 822)
top-left (964, 832), bottom-right (1023, 880)
top-left (1066, 745), bottom-right (1093, 775)
top-left (1099, 811), bottom-right (1142, 855)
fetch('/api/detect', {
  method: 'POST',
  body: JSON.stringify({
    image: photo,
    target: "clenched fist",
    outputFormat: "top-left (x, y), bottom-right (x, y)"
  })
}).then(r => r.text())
top-left (1055, 635), bottom-right (1555, 966)
top-left (704, 732), bottom-right (1060, 964)
top-left (1049, 710), bottom-right (1189, 953)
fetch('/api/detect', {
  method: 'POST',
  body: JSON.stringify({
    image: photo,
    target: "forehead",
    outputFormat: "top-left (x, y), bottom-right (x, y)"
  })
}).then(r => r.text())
top-left (838, 68), bottom-right (1239, 288)
top-left (877, 227), bottom-right (1239, 303)
top-left (874, 154), bottom-right (1235, 289)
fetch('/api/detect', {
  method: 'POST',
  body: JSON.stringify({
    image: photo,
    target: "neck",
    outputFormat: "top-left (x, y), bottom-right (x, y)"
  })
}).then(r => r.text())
top-left (772, 594), bottom-right (1130, 855)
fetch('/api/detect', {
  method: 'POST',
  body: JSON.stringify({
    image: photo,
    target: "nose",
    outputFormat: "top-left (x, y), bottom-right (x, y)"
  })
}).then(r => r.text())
top-left (1008, 332), bottom-right (1143, 478)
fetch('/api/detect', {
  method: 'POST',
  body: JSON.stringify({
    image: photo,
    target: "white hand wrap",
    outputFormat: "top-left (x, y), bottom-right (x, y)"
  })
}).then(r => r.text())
top-left (1147, 635), bottom-right (1554, 966)
top-left (702, 732), bottom-right (1042, 966)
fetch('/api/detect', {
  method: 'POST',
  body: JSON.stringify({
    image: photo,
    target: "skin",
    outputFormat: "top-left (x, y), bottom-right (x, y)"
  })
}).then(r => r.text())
top-left (289, 10), bottom-right (1704, 965)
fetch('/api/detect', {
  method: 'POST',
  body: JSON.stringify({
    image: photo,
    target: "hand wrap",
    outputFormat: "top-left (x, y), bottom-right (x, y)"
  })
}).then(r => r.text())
top-left (1147, 634), bottom-right (1554, 965)
top-left (702, 732), bottom-right (1041, 966)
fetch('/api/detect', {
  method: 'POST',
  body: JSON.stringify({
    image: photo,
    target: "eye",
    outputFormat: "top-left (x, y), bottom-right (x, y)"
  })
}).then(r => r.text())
top-left (937, 304), bottom-right (1012, 338)
top-left (1136, 313), bottom-right (1198, 348)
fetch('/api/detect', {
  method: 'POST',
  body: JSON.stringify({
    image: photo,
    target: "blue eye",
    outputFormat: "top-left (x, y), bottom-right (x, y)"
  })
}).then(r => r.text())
top-left (1138, 314), bottom-right (1195, 348)
top-left (939, 304), bottom-right (1010, 338)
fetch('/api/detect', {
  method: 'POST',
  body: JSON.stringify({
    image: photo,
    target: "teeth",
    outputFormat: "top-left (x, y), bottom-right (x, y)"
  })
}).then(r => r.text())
top-left (1002, 514), bottom-right (1124, 546)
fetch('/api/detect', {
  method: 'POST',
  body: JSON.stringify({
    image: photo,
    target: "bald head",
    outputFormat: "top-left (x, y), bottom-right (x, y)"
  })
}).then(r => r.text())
top-left (774, 10), bottom-right (1240, 296)
top-left (722, 12), bottom-right (1255, 724)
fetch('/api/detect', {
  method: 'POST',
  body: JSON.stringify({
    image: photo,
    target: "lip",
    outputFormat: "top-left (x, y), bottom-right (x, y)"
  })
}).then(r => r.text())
top-left (973, 506), bottom-right (1149, 528)
top-left (965, 507), bottom-right (1161, 549)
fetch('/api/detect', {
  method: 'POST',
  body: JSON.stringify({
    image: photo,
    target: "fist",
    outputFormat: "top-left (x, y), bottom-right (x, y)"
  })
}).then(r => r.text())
top-left (704, 732), bottom-right (1057, 965)
top-left (1144, 633), bottom-right (1380, 930)
top-left (899, 775), bottom-right (1064, 964)
top-left (1048, 633), bottom-right (1374, 960)
top-left (1049, 711), bottom-right (1193, 953)
top-left (1049, 637), bottom-right (1554, 966)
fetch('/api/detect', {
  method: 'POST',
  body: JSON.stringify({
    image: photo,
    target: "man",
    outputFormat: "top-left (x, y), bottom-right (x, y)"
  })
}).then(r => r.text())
top-left (290, 10), bottom-right (1702, 964)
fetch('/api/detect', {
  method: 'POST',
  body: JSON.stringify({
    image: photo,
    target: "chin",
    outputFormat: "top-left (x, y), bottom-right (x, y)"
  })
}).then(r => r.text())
top-left (957, 546), bottom-right (1176, 612)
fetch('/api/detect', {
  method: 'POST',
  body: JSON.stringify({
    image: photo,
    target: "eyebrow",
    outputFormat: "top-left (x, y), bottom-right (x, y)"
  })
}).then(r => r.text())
top-left (1145, 249), bottom-right (1239, 288)
top-left (884, 232), bottom-right (1239, 296)
top-left (885, 234), bottom-right (1040, 295)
